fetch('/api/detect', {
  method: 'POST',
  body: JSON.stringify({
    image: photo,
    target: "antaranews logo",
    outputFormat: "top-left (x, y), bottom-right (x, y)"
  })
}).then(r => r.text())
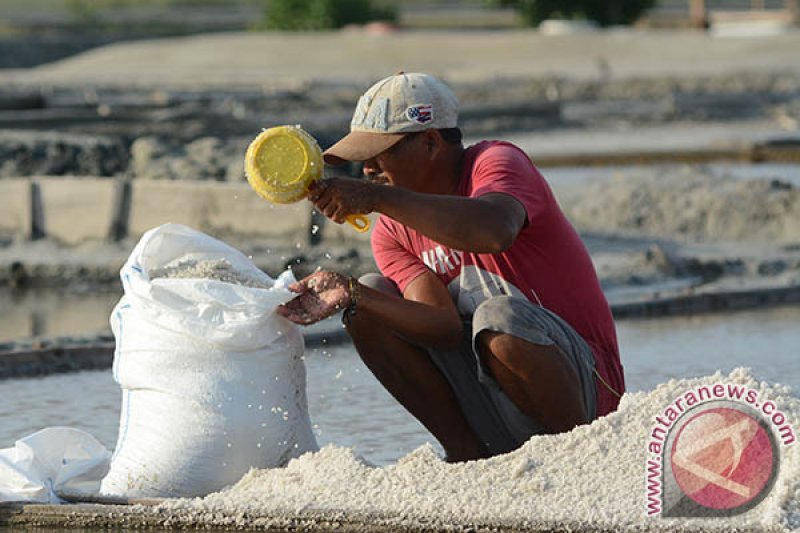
top-left (645, 383), bottom-right (796, 518)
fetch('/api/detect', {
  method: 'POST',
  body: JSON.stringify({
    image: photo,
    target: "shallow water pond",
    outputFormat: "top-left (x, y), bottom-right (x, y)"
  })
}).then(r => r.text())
top-left (1, 305), bottom-right (798, 466)
top-left (0, 289), bottom-right (119, 344)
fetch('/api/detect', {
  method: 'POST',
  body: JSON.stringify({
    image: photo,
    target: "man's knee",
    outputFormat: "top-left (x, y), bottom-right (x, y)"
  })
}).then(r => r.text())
top-left (476, 330), bottom-right (558, 379)
top-left (358, 273), bottom-right (400, 295)
top-left (346, 274), bottom-right (399, 344)
top-left (348, 274), bottom-right (399, 332)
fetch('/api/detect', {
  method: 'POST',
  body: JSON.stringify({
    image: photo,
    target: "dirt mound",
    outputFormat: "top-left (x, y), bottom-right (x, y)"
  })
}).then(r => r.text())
top-left (0, 130), bottom-right (127, 177)
top-left (557, 167), bottom-right (800, 243)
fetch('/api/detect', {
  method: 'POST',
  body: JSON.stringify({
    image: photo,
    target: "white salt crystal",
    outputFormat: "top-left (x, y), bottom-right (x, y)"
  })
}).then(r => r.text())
top-left (150, 258), bottom-right (269, 289)
top-left (156, 369), bottom-right (800, 531)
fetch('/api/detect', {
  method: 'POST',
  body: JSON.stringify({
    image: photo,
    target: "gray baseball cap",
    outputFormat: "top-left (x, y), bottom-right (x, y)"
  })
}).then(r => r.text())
top-left (323, 72), bottom-right (459, 165)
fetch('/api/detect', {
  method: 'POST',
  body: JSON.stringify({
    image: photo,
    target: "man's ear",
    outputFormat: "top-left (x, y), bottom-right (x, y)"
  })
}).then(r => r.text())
top-left (425, 129), bottom-right (442, 160)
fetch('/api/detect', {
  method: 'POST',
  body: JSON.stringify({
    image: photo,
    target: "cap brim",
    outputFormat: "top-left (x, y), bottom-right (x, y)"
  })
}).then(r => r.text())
top-left (323, 131), bottom-right (406, 165)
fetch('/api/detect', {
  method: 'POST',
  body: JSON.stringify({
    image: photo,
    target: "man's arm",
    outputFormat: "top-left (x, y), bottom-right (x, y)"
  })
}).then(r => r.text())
top-left (374, 188), bottom-right (527, 254)
top-left (277, 269), bottom-right (463, 348)
top-left (310, 178), bottom-right (527, 254)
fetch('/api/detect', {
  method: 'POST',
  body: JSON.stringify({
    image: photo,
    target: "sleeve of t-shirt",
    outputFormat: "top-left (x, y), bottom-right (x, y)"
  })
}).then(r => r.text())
top-left (470, 142), bottom-right (550, 226)
top-left (371, 216), bottom-right (431, 293)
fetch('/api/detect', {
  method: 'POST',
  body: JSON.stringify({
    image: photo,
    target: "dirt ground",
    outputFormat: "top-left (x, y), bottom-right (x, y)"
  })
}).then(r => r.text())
top-left (2, 30), bottom-right (800, 89)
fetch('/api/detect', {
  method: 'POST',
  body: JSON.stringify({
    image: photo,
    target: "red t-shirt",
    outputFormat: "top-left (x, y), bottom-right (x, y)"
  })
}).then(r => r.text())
top-left (371, 140), bottom-right (625, 417)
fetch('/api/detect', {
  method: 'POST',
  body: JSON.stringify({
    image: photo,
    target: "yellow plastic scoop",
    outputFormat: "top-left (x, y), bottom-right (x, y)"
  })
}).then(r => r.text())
top-left (245, 125), bottom-right (370, 233)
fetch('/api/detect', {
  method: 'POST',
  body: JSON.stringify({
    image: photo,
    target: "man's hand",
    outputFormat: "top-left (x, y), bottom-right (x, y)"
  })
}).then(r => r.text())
top-left (276, 271), bottom-right (353, 325)
top-left (308, 177), bottom-right (378, 224)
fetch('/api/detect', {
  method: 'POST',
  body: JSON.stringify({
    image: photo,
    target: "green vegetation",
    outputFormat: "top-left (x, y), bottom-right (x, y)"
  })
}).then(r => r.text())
top-left (0, 0), bottom-right (260, 35)
top-left (259, 0), bottom-right (397, 30)
top-left (65, 0), bottom-right (102, 27)
top-left (484, 0), bottom-right (656, 27)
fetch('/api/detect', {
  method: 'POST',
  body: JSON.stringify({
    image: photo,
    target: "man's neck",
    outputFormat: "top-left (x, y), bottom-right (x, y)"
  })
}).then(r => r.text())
top-left (425, 145), bottom-right (465, 196)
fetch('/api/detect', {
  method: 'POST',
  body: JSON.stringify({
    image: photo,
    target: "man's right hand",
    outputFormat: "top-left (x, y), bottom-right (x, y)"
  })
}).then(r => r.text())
top-left (308, 178), bottom-right (379, 225)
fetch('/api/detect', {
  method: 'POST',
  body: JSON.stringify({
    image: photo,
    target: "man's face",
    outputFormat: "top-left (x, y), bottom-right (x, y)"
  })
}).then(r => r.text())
top-left (362, 132), bottom-right (431, 192)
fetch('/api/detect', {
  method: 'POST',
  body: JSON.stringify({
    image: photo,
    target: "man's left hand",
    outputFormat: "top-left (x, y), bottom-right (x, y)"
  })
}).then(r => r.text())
top-left (276, 271), bottom-right (353, 325)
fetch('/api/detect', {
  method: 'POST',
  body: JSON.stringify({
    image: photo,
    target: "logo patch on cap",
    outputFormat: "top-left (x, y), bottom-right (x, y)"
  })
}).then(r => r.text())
top-left (406, 104), bottom-right (433, 125)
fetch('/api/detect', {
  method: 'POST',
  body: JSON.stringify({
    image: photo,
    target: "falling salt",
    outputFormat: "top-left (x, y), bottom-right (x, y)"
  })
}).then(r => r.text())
top-left (311, 225), bottom-right (320, 235)
top-left (334, 370), bottom-right (343, 380)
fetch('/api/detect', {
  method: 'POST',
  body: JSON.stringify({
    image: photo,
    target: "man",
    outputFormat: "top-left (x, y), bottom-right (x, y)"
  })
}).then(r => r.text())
top-left (277, 72), bottom-right (625, 462)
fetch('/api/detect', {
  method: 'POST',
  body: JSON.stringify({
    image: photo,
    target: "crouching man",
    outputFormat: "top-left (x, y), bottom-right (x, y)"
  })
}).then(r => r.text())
top-left (278, 73), bottom-right (625, 461)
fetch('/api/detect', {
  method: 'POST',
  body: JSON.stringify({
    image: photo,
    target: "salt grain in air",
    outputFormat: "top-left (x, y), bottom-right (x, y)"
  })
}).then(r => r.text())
top-left (157, 368), bottom-right (800, 532)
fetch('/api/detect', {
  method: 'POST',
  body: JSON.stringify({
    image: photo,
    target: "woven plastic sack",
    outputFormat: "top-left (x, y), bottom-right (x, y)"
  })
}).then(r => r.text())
top-left (0, 427), bottom-right (110, 503)
top-left (100, 223), bottom-right (318, 498)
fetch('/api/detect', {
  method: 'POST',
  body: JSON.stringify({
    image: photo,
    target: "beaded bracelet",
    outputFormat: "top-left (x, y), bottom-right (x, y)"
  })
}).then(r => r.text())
top-left (342, 277), bottom-right (360, 326)
top-left (350, 277), bottom-right (361, 306)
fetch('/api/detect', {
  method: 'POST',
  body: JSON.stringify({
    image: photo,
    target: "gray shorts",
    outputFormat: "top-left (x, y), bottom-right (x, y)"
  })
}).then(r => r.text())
top-left (360, 274), bottom-right (598, 456)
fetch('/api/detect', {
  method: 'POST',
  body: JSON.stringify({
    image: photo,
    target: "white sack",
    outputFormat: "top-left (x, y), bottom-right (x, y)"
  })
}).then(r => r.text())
top-left (0, 427), bottom-right (110, 503)
top-left (100, 223), bottom-right (318, 498)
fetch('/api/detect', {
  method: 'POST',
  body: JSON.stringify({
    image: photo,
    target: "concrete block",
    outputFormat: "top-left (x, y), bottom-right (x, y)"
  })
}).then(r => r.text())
top-left (0, 179), bottom-right (31, 240)
top-left (38, 177), bottom-right (116, 245)
top-left (129, 181), bottom-right (310, 242)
